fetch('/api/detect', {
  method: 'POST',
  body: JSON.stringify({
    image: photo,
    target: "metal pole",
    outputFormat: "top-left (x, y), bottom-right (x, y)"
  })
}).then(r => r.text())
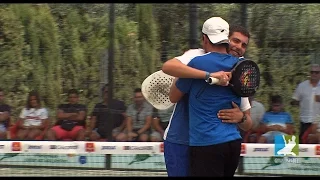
top-left (189, 3), bottom-right (198, 49)
top-left (240, 3), bottom-right (248, 28)
top-left (238, 4), bottom-right (248, 175)
top-left (106, 3), bottom-right (115, 170)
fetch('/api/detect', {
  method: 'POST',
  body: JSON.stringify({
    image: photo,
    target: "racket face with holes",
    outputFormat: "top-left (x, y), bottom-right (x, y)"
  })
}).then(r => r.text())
top-left (141, 70), bottom-right (175, 110)
top-left (230, 60), bottom-right (260, 97)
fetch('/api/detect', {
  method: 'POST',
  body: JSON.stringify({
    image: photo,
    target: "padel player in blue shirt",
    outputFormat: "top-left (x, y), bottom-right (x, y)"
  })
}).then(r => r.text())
top-left (169, 17), bottom-right (250, 177)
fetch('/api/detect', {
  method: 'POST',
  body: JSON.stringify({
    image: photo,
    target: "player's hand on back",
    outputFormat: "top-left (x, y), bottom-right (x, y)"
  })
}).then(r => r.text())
top-left (217, 102), bottom-right (243, 123)
top-left (209, 71), bottom-right (231, 86)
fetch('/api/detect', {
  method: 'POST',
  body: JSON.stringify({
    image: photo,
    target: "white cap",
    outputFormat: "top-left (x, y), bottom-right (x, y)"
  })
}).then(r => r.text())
top-left (202, 17), bottom-right (229, 44)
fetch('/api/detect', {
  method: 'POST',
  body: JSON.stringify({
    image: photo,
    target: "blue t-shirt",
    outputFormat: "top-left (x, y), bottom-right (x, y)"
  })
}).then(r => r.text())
top-left (176, 52), bottom-right (242, 146)
top-left (163, 95), bottom-right (189, 145)
top-left (262, 111), bottom-right (293, 127)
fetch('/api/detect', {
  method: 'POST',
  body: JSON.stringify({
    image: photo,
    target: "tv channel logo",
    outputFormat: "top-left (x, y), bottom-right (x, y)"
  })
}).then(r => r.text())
top-left (274, 135), bottom-right (299, 156)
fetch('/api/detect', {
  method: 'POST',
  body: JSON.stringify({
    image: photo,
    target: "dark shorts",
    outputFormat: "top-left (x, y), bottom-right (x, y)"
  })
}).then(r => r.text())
top-left (164, 140), bottom-right (189, 177)
top-left (299, 122), bottom-right (312, 141)
top-left (189, 139), bottom-right (242, 177)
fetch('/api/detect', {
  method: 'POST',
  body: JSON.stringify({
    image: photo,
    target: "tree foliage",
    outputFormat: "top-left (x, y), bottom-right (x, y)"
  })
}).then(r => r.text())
top-left (0, 3), bottom-right (318, 130)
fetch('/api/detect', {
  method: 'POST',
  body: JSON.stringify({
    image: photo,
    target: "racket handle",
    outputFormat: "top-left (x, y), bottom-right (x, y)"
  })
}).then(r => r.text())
top-left (207, 77), bottom-right (219, 85)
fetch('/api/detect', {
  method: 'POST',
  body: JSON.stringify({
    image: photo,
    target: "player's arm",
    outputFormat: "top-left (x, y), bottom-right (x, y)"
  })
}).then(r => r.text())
top-left (169, 78), bottom-right (185, 103)
top-left (218, 101), bottom-right (252, 131)
top-left (168, 70), bottom-right (230, 103)
top-left (237, 110), bottom-right (252, 131)
top-left (218, 98), bottom-right (252, 131)
top-left (162, 58), bottom-right (230, 82)
top-left (162, 58), bottom-right (209, 79)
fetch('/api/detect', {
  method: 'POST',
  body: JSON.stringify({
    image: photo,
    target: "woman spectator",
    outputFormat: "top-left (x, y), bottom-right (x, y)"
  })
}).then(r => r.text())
top-left (15, 90), bottom-right (49, 140)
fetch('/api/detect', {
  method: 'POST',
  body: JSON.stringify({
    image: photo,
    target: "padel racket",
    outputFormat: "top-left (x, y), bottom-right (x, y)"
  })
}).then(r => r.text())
top-left (207, 59), bottom-right (260, 97)
top-left (141, 70), bottom-right (175, 110)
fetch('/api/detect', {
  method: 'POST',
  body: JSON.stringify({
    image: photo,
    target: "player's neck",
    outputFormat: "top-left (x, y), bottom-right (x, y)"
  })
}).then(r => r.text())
top-left (206, 46), bottom-right (227, 54)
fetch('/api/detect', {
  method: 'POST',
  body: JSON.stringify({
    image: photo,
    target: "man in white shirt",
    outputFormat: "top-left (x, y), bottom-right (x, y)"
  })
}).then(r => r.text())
top-left (291, 64), bottom-right (320, 142)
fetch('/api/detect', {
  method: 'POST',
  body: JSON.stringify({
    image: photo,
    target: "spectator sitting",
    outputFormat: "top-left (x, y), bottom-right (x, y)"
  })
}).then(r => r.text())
top-left (246, 95), bottom-right (266, 143)
top-left (15, 90), bottom-right (49, 140)
top-left (0, 88), bottom-right (11, 140)
top-left (117, 88), bottom-right (153, 142)
top-left (46, 89), bottom-right (87, 141)
top-left (257, 95), bottom-right (295, 144)
top-left (86, 84), bottom-right (127, 141)
top-left (150, 106), bottom-right (174, 142)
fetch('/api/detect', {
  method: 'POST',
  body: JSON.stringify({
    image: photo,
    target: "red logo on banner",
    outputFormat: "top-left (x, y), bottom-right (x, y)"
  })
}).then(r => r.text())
top-left (315, 145), bottom-right (320, 155)
top-left (12, 142), bottom-right (21, 151)
top-left (241, 144), bottom-right (246, 154)
top-left (160, 143), bottom-right (164, 153)
top-left (85, 143), bottom-right (95, 152)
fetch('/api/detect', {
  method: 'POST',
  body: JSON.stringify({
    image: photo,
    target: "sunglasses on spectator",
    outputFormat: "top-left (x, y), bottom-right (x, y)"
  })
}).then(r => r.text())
top-left (310, 71), bottom-right (320, 74)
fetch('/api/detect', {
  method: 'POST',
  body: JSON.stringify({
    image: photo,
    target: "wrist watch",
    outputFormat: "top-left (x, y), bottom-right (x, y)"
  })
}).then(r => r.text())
top-left (239, 113), bottom-right (247, 123)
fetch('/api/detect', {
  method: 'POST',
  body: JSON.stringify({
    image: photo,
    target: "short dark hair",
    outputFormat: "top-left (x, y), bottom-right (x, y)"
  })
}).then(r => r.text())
top-left (229, 25), bottom-right (250, 39)
top-left (26, 90), bottom-right (41, 109)
top-left (68, 89), bottom-right (79, 96)
top-left (270, 95), bottom-right (283, 104)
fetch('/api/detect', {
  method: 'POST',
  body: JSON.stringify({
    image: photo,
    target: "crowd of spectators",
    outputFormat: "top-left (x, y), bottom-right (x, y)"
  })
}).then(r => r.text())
top-left (2, 64), bottom-right (320, 144)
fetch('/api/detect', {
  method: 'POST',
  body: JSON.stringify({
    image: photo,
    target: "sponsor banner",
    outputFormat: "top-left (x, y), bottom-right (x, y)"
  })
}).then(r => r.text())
top-left (48, 142), bottom-right (79, 154)
top-left (298, 144), bottom-right (311, 157)
top-left (159, 143), bottom-right (164, 153)
top-left (243, 156), bottom-right (320, 176)
top-left (12, 142), bottom-right (22, 152)
top-left (94, 142), bottom-right (121, 154)
top-left (85, 142), bottom-right (95, 153)
top-left (111, 154), bottom-right (166, 170)
top-left (0, 141), bottom-right (164, 154)
top-left (245, 144), bottom-right (274, 156)
top-left (240, 143), bottom-right (246, 155)
top-left (23, 142), bottom-right (45, 153)
top-left (96, 142), bottom-right (160, 154)
top-left (242, 144), bottom-right (315, 157)
top-left (315, 145), bottom-right (320, 155)
top-left (0, 153), bottom-right (105, 168)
